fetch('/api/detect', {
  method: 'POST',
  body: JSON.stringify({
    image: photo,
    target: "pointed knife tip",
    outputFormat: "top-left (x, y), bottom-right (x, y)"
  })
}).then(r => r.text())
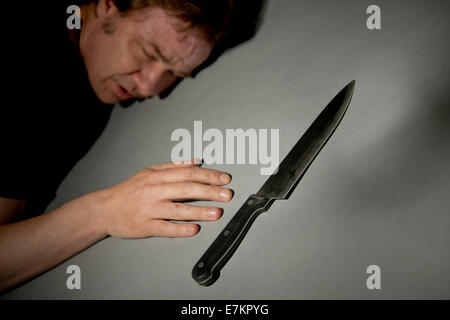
top-left (345, 80), bottom-right (356, 95)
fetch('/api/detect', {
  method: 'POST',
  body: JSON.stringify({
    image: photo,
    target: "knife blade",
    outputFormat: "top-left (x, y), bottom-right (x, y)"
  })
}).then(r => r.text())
top-left (192, 80), bottom-right (356, 286)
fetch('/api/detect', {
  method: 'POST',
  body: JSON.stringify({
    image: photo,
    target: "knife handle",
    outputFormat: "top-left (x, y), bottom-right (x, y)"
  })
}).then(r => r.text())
top-left (192, 194), bottom-right (274, 286)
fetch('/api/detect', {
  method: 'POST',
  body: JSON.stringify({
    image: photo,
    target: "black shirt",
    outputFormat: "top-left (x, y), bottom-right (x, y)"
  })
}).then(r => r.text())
top-left (1, 2), bottom-right (114, 218)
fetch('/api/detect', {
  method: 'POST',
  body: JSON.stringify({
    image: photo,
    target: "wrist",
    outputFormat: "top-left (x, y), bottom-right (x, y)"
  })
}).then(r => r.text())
top-left (66, 190), bottom-right (110, 239)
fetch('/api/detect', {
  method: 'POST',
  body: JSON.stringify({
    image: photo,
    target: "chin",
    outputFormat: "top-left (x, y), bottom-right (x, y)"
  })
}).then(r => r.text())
top-left (99, 96), bottom-right (120, 105)
top-left (96, 89), bottom-right (121, 105)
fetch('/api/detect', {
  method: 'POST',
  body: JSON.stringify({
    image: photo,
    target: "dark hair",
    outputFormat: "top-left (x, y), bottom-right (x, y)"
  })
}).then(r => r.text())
top-left (81, 0), bottom-right (266, 103)
top-left (99, 0), bottom-right (266, 47)
top-left (113, 0), bottom-right (234, 42)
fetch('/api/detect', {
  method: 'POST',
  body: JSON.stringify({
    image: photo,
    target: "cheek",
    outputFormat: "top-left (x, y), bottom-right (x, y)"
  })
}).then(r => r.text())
top-left (86, 31), bottom-right (139, 83)
top-left (84, 41), bottom-right (114, 86)
top-left (197, 44), bottom-right (214, 65)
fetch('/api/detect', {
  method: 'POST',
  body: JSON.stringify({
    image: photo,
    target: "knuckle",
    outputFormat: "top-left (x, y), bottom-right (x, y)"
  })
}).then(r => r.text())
top-left (172, 202), bottom-right (190, 219)
top-left (165, 223), bottom-right (182, 237)
top-left (147, 163), bottom-right (160, 170)
top-left (202, 185), bottom-right (214, 199)
top-left (143, 167), bottom-right (155, 174)
top-left (145, 168), bottom-right (157, 178)
top-left (183, 168), bottom-right (194, 180)
top-left (143, 184), bottom-right (159, 200)
top-left (204, 186), bottom-right (214, 199)
top-left (140, 168), bottom-right (156, 181)
top-left (173, 202), bottom-right (184, 210)
top-left (176, 182), bottom-right (191, 195)
top-left (132, 213), bottom-right (145, 227)
top-left (215, 171), bottom-right (223, 183)
top-left (154, 223), bottom-right (167, 237)
top-left (144, 183), bottom-right (156, 194)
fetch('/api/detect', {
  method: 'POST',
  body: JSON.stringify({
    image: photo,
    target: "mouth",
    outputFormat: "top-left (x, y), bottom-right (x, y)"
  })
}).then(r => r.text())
top-left (113, 81), bottom-right (133, 100)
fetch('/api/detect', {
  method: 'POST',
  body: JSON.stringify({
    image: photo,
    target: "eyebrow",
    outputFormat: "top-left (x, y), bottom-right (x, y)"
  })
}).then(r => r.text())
top-left (152, 43), bottom-right (173, 64)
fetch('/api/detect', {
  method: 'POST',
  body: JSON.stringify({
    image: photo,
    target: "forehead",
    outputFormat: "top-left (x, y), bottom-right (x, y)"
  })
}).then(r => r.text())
top-left (127, 7), bottom-right (211, 64)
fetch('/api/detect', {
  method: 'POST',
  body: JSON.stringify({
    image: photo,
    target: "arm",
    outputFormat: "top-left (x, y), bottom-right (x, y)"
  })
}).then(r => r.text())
top-left (0, 159), bottom-right (233, 292)
top-left (0, 193), bottom-right (106, 292)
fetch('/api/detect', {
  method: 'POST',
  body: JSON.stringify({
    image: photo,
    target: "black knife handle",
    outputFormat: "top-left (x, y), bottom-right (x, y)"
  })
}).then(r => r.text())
top-left (192, 194), bottom-right (274, 286)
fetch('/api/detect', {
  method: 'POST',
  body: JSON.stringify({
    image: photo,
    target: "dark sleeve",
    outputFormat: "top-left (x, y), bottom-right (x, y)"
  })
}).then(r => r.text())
top-left (1, 102), bottom-right (113, 219)
top-left (0, 1), bottom-right (114, 218)
top-left (0, 109), bottom-right (62, 217)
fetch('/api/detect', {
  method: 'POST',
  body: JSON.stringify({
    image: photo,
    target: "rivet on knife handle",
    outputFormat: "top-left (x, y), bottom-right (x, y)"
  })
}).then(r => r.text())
top-left (192, 194), bottom-right (274, 286)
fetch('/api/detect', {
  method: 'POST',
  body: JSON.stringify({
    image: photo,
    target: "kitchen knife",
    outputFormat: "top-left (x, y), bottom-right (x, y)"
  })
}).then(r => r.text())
top-left (192, 80), bottom-right (356, 286)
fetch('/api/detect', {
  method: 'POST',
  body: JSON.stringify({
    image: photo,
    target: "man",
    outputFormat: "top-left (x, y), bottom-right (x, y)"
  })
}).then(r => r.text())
top-left (0, 0), bottom-right (264, 292)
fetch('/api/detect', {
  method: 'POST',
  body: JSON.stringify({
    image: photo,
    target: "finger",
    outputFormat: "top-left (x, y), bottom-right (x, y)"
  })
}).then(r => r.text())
top-left (156, 182), bottom-right (233, 202)
top-left (148, 166), bottom-right (231, 186)
top-left (146, 220), bottom-right (200, 237)
top-left (148, 158), bottom-right (202, 170)
top-left (159, 202), bottom-right (223, 221)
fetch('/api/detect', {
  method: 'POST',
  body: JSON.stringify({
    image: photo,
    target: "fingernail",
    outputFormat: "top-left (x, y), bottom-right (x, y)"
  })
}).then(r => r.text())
top-left (185, 225), bottom-right (197, 234)
top-left (219, 189), bottom-right (230, 200)
top-left (208, 209), bottom-right (218, 218)
top-left (220, 173), bottom-right (230, 184)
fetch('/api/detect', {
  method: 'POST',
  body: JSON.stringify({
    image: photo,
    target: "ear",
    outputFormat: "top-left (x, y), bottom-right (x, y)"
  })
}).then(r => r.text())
top-left (96, 0), bottom-right (120, 19)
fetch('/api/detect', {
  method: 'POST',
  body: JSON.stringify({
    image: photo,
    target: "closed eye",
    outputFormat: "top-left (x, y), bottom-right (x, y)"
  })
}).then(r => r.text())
top-left (141, 46), bottom-right (156, 62)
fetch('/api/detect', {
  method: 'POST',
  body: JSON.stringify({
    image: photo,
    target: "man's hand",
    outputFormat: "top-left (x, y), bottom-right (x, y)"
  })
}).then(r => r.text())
top-left (91, 159), bottom-right (233, 239)
top-left (0, 159), bottom-right (232, 291)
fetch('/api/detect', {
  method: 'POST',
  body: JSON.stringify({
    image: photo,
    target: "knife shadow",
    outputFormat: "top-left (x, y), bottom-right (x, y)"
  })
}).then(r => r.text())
top-left (337, 84), bottom-right (450, 213)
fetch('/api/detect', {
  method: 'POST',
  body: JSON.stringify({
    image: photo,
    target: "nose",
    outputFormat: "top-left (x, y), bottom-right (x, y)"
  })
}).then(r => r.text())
top-left (132, 63), bottom-right (167, 98)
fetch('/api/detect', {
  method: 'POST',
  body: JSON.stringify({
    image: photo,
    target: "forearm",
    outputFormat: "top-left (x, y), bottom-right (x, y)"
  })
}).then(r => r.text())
top-left (0, 192), bottom-right (107, 292)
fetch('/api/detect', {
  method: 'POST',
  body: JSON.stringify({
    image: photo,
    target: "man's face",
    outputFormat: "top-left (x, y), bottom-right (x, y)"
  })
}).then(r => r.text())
top-left (80, 0), bottom-right (214, 104)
